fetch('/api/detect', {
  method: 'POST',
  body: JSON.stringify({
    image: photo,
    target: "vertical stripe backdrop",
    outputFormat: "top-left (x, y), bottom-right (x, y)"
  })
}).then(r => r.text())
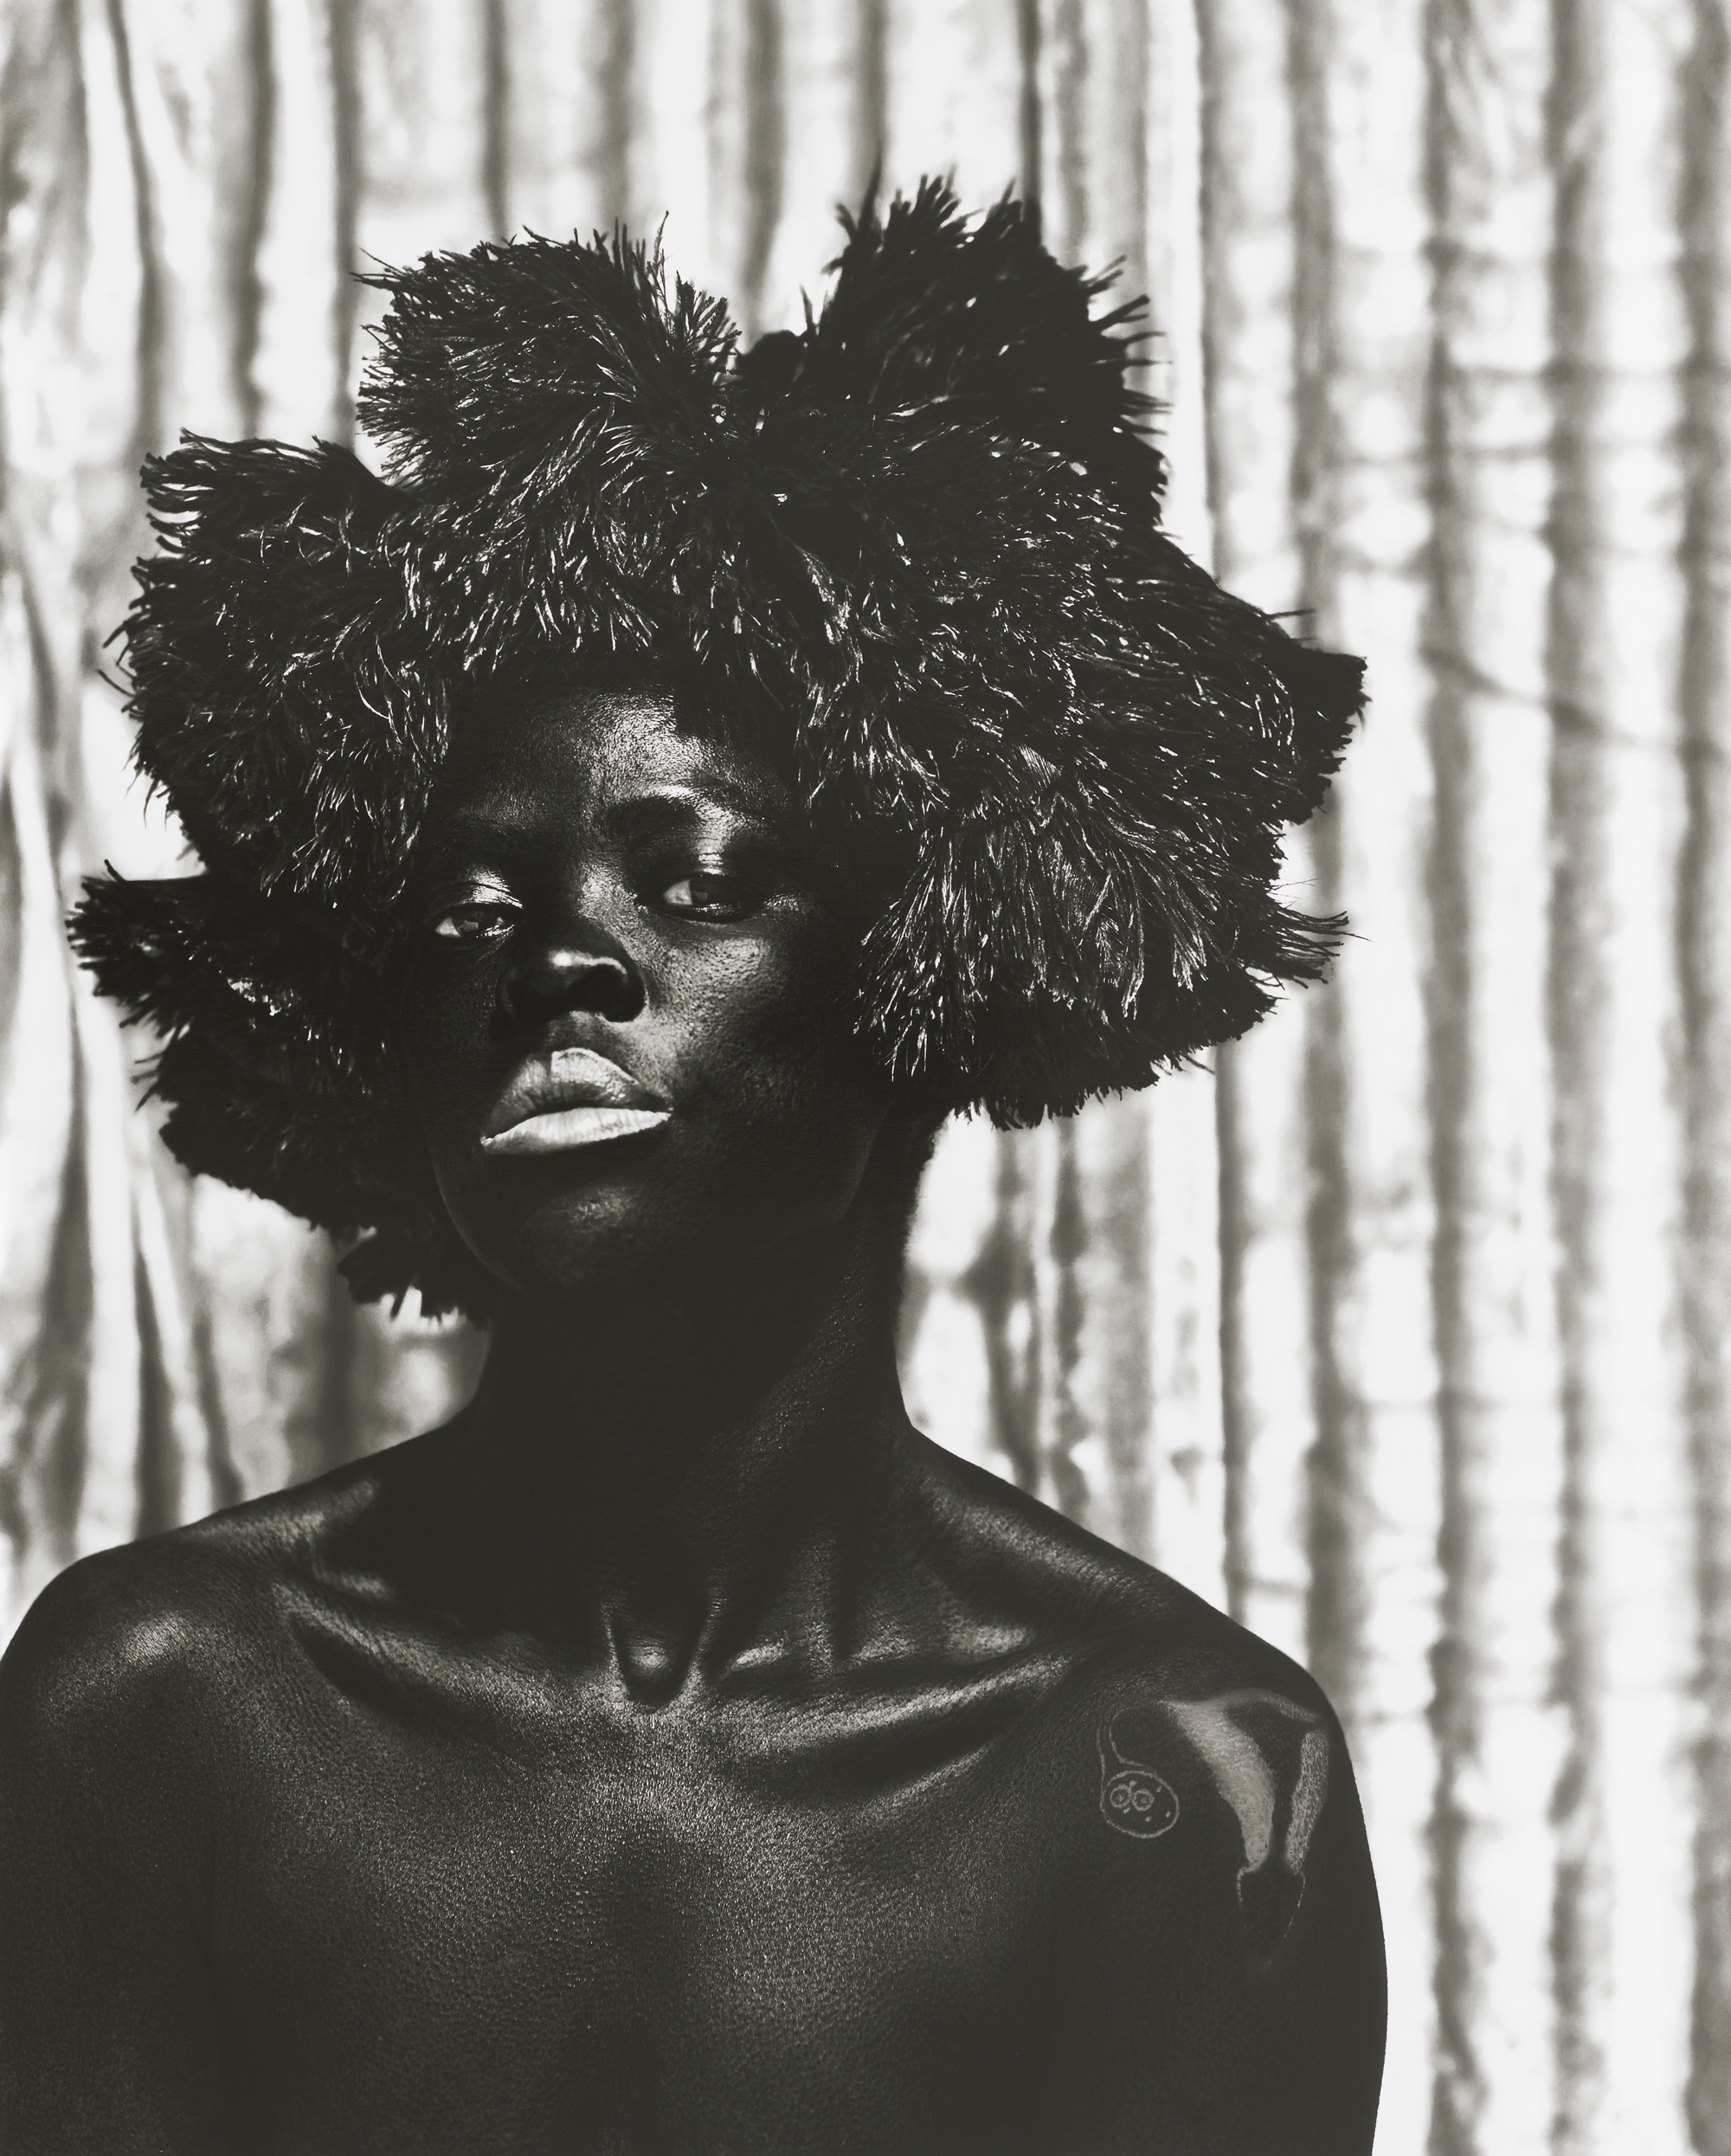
top-left (0, 1), bottom-right (1724, 2146)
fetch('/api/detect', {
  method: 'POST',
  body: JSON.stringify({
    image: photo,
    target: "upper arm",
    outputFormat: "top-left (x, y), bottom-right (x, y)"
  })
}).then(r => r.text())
top-left (1041, 1673), bottom-right (1386, 2155)
top-left (0, 1554), bottom-right (235, 2155)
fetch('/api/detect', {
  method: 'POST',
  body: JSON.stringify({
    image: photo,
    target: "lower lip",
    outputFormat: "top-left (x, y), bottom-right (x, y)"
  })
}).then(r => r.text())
top-left (480, 1107), bottom-right (672, 1157)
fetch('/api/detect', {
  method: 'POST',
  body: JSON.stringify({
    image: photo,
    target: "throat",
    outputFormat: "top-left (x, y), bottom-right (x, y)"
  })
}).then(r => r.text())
top-left (431, 1330), bottom-right (910, 1683)
top-left (415, 1175), bottom-right (935, 1677)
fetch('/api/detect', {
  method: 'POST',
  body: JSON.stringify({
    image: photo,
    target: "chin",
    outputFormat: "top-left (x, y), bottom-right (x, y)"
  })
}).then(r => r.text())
top-left (439, 1177), bottom-right (684, 1308)
top-left (441, 1171), bottom-right (860, 1316)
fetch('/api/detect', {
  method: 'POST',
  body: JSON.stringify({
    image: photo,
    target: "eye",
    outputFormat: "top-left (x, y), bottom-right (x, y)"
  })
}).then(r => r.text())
top-left (428, 900), bottom-right (518, 944)
top-left (652, 872), bottom-right (759, 923)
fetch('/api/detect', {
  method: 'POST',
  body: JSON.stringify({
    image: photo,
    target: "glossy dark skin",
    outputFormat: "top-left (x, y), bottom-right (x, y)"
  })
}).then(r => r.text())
top-left (1, 692), bottom-right (1385, 2153)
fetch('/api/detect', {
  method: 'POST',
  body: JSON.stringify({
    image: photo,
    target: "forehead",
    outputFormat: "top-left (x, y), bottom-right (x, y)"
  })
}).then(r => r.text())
top-left (428, 687), bottom-right (792, 837)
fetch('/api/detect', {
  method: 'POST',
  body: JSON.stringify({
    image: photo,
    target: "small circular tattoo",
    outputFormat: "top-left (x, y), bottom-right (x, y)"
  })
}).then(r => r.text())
top-left (1097, 1720), bottom-right (1180, 1840)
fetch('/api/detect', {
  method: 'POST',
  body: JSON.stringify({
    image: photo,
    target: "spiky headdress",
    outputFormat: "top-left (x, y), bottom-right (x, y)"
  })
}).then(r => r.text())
top-left (71, 181), bottom-right (1362, 1321)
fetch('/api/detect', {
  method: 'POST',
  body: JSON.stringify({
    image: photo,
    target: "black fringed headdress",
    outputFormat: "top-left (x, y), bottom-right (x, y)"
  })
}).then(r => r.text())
top-left (71, 181), bottom-right (1363, 1321)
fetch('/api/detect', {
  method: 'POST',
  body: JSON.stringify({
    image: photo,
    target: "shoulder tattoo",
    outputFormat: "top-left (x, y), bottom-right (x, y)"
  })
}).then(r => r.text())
top-left (1093, 1689), bottom-right (1332, 1960)
top-left (1097, 1716), bottom-right (1181, 1838)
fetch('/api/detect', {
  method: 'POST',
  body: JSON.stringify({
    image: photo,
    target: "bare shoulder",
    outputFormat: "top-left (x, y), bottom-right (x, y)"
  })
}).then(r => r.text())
top-left (0, 1451), bottom-right (395, 1783)
top-left (912, 1427), bottom-right (1339, 1696)
top-left (905, 1432), bottom-right (1380, 2139)
top-left (911, 1437), bottom-right (1384, 2146)
top-left (1039, 1589), bottom-right (1371, 1966)
top-left (929, 1438), bottom-right (1371, 1914)
top-left (0, 1475), bottom-right (403, 2153)
top-left (1032, 1619), bottom-right (1387, 2151)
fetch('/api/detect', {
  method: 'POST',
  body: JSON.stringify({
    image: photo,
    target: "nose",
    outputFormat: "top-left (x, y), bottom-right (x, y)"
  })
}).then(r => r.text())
top-left (501, 935), bottom-right (644, 1028)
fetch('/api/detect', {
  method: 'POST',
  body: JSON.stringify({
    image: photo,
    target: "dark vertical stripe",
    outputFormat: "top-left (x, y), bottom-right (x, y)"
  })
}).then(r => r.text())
top-left (1017, 0), bottom-right (1043, 214)
top-left (22, 1066), bottom-right (93, 1569)
top-left (1286, 0), bottom-right (1365, 1730)
top-left (965, 1135), bottom-right (1044, 1493)
top-left (22, 518), bottom-right (71, 855)
top-left (595, 0), bottom-right (636, 231)
top-left (0, 816), bottom-right (19, 1177)
top-left (481, 0), bottom-right (510, 236)
top-left (736, 0), bottom-right (784, 341)
top-left (103, 0), bottom-right (165, 463)
top-left (1215, 1048), bottom-right (1252, 1622)
top-left (1677, 3), bottom-right (1731, 2145)
top-left (325, 0), bottom-right (361, 442)
top-left (1048, 1121), bottom-right (1089, 1523)
top-left (228, 0), bottom-right (276, 439)
top-left (1419, 3), bottom-right (1482, 2146)
top-left (190, 1289), bottom-right (244, 1514)
top-left (850, 0), bottom-right (887, 209)
top-left (0, 1402), bottom-right (28, 1586)
top-left (1097, 1111), bottom-right (1155, 1562)
top-left (132, 1250), bottom-right (179, 1538)
top-left (1543, 0), bottom-right (1608, 2138)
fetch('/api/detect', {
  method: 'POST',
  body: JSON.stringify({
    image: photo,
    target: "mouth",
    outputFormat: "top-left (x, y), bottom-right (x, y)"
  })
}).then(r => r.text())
top-left (481, 1046), bottom-right (671, 1158)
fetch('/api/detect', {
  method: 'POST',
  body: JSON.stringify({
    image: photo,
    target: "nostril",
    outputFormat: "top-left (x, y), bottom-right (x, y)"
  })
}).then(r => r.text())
top-left (585, 959), bottom-right (643, 1025)
top-left (504, 948), bottom-right (644, 1027)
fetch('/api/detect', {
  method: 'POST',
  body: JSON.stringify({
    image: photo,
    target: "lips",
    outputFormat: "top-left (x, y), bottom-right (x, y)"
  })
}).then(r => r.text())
top-left (480, 1046), bottom-right (670, 1157)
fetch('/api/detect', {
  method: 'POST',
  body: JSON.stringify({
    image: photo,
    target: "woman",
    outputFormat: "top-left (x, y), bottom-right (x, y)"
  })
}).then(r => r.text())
top-left (1, 183), bottom-right (1384, 2153)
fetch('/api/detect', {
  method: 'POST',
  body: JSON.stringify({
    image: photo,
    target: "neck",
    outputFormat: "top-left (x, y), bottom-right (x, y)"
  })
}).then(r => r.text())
top-left (431, 1165), bottom-right (921, 1694)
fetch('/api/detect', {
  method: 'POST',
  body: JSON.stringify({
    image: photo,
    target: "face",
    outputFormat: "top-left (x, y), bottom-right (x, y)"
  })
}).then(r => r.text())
top-left (396, 688), bottom-right (897, 1305)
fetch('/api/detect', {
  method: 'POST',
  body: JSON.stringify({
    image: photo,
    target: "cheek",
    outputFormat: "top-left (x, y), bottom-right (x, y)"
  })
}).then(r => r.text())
top-left (395, 951), bottom-right (505, 1138)
top-left (659, 930), bottom-right (889, 1220)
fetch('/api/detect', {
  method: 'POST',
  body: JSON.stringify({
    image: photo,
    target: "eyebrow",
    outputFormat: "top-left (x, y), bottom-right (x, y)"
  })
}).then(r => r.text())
top-left (411, 782), bottom-right (790, 883)
top-left (602, 785), bottom-right (789, 846)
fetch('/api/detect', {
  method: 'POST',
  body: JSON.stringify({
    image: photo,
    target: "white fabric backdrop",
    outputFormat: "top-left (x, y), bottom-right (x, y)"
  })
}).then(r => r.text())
top-left (2, 3), bottom-right (1726, 2147)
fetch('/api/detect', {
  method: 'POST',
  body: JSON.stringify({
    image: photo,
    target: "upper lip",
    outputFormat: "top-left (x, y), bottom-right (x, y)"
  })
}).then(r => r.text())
top-left (482, 1044), bottom-right (667, 1139)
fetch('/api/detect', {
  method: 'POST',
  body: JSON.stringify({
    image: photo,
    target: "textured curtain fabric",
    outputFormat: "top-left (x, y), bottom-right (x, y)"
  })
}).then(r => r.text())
top-left (1, 1), bottom-right (1726, 2147)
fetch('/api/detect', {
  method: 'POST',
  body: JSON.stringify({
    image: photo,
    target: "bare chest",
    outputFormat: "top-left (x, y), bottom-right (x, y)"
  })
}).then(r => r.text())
top-left (209, 1676), bottom-right (1088, 2153)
